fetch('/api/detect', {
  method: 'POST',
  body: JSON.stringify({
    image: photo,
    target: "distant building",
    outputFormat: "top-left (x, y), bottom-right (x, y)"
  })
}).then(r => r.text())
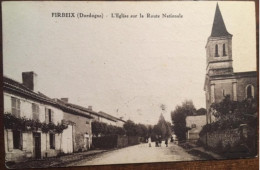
top-left (3, 72), bottom-right (93, 162)
top-left (62, 102), bottom-right (126, 127)
top-left (204, 4), bottom-right (257, 123)
top-left (186, 115), bottom-right (206, 141)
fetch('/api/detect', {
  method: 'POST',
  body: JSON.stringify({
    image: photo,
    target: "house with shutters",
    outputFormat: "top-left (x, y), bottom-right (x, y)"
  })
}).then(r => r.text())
top-left (3, 72), bottom-right (94, 162)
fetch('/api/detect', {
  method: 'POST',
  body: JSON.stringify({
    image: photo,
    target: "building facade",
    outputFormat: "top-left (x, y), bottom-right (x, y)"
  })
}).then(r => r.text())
top-left (204, 4), bottom-right (257, 123)
top-left (186, 115), bottom-right (206, 141)
top-left (3, 72), bottom-right (93, 162)
top-left (64, 102), bottom-right (126, 127)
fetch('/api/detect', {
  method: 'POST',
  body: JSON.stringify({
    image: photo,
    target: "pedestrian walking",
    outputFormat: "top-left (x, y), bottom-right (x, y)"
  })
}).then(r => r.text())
top-left (148, 137), bottom-right (151, 147)
top-left (158, 136), bottom-right (162, 147)
top-left (165, 138), bottom-right (168, 147)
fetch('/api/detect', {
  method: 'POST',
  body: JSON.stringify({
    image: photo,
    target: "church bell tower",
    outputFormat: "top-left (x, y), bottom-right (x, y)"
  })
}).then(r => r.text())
top-left (206, 4), bottom-right (233, 76)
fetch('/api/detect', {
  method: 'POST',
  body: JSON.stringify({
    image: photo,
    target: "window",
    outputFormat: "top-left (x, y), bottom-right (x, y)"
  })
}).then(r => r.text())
top-left (50, 133), bottom-right (55, 149)
top-left (48, 109), bottom-right (52, 123)
top-left (191, 124), bottom-right (196, 128)
top-left (215, 44), bottom-right (219, 57)
top-left (246, 85), bottom-right (254, 98)
top-left (223, 44), bottom-right (227, 56)
top-left (45, 108), bottom-right (53, 123)
top-left (32, 103), bottom-right (40, 120)
top-left (11, 97), bottom-right (21, 118)
top-left (222, 89), bottom-right (225, 97)
top-left (13, 130), bottom-right (22, 149)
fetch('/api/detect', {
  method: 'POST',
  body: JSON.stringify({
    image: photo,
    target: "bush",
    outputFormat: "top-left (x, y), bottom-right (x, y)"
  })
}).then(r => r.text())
top-left (92, 121), bottom-right (125, 137)
top-left (199, 97), bottom-right (257, 137)
top-left (92, 135), bottom-right (118, 149)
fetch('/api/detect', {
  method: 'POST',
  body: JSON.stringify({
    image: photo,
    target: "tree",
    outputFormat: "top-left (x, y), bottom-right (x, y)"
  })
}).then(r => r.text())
top-left (123, 120), bottom-right (137, 136)
top-left (152, 114), bottom-right (172, 139)
top-left (123, 120), bottom-right (149, 137)
top-left (92, 121), bottom-right (125, 136)
top-left (196, 108), bottom-right (207, 115)
top-left (210, 95), bottom-right (257, 124)
top-left (171, 100), bottom-right (196, 141)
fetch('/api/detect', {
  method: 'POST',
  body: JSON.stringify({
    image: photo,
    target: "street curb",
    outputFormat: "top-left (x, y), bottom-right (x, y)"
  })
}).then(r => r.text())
top-left (52, 150), bottom-right (111, 167)
top-left (188, 148), bottom-right (223, 160)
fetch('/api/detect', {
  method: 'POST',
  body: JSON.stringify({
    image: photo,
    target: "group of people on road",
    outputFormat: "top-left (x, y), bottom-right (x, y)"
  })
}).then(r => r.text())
top-left (147, 136), bottom-right (170, 147)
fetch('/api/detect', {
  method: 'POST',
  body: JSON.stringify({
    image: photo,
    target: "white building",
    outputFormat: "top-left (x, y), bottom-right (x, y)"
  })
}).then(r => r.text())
top-left (4, 72), bottom-right (93, 162)
top-left (186, 115), bottom-right (206, 141)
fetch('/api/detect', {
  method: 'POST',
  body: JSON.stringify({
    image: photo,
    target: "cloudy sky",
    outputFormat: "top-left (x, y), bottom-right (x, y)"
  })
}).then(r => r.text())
top-left (3, 1), bottom-right (256, 124)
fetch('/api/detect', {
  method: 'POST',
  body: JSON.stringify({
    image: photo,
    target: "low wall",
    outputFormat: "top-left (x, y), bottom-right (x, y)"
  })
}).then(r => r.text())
top-left (199, 125), bottom-right (257, 156)
top-left (200, 128), bottom-right (241, 149)
top-left (117, 136), bottom-right (128, 148)
top-left (92, 135), bottom-right (141, 149)
top-left (92, 135), bottom-right (118, 149)
top-left (128, 136), bottom-right (140, 146)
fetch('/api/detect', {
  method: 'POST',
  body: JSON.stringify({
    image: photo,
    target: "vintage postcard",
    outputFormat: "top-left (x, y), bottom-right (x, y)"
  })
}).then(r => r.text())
top-left (2, 1), bottom-right (258, 168)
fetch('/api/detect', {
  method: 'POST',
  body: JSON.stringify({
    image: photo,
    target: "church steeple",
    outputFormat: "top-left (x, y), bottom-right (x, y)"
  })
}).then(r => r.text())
top-left (205, 3), bottom-right (233, 76)
top-left (211, 3), bottom-right (232, 37)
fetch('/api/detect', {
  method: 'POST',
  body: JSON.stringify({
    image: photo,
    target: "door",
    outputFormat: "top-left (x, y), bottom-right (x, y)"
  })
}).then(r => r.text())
top-left (33, 132), bottom-right (41, 159)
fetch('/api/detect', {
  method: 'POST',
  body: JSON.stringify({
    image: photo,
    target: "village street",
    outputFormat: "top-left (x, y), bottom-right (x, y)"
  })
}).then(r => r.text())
top-left (69, 141), bottom-right (202, 166)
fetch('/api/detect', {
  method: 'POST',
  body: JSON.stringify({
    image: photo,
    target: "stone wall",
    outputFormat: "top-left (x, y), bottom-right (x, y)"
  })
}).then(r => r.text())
top-left (200, 128), bottom-right (241, 149)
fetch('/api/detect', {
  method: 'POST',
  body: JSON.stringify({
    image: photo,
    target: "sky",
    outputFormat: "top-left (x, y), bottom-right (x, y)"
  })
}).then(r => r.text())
top-left (2, 1), bottom-right (256, 125)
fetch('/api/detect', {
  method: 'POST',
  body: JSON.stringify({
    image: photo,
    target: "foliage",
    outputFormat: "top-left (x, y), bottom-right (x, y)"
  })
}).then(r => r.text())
top-left (123, 120), bottom-right (149, 138)
top-left (4, 113), bottom-right (68, 134)
top-left (199, 96), bottom-right (257, 137)
top-left (171, 100), bottom-right (196, 140)
top-left (196, 108), bottom-right (207, 115)
top-left (91, 121), bottom-right (126, 137)
top-left (152, 114), bottom-right (172, 139)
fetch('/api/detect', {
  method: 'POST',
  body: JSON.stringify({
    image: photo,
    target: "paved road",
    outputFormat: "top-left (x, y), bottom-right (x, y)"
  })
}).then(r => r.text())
top-left (71, 141), bottom-right (201, 166)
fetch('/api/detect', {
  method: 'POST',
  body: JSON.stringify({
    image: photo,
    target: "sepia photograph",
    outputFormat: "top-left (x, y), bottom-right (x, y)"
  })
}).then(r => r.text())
top-left (2, 1), bottom-right (258, 169)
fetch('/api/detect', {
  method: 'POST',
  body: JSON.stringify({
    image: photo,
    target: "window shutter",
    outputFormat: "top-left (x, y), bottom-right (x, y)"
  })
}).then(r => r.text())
top-left (46, 134), bottom-right (49, 150)
top-left (45, 108), bottom-right (49, 123)
top-left (17, 99), bottom-right (21, 118)
top-left (7, 130), bottom-right (13, 151)
top-left (37, 105), bottom-right (40, 120)
top-left (22, 133), bottom-right (26, 151)
top-left (55, 134), bottom-right (60, 151)
top-left (51, 110), bottom-right (54, 123)
top-left (32, 104), bottom-right (35, 120)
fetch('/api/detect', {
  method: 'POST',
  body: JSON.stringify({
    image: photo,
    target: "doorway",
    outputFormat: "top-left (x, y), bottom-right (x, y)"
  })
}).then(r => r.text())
top-left (33, 132), bottom-right (41, 159)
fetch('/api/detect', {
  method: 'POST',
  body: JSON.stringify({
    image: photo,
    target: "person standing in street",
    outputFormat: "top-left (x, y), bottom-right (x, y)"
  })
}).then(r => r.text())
top-left (165, 138), bottom-right (168, 147)
top-left (148, 137), bottom-right (151, 147)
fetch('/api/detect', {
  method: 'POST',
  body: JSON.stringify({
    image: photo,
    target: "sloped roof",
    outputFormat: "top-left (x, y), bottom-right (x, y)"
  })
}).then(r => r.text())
top-left (3, 76), bottom-right (93, 119)
top-left (210, 4), bottom-right (232, 37)
top-left (64, 102), bottom-right (120, 122)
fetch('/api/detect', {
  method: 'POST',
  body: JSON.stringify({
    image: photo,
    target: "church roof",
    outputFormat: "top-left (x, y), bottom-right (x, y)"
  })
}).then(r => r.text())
top-left (210, 4), bottom-right (232, 37)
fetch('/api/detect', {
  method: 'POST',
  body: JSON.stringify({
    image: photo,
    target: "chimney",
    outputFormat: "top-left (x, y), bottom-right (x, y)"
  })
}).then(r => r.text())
top-left (61, 98), bottom-right (69, 103)
top-left (88, 106), bottom-right (92, 110)
top-left (22, 72), bottom-right (38, 92)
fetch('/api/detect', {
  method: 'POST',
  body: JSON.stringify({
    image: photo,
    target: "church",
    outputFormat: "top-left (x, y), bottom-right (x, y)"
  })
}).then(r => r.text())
top-left (204, 4), bottom-right (257, 124)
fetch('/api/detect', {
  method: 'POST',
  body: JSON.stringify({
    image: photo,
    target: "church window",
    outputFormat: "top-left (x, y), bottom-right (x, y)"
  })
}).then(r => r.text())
top-left (222, 89), bottom-right (225, 97)
top-left (246, 85), bottom-right (254, 98)
top-left (223, 44), bottom-right (227, 56)
top-left (215, 44), bottom-right (219, 57)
